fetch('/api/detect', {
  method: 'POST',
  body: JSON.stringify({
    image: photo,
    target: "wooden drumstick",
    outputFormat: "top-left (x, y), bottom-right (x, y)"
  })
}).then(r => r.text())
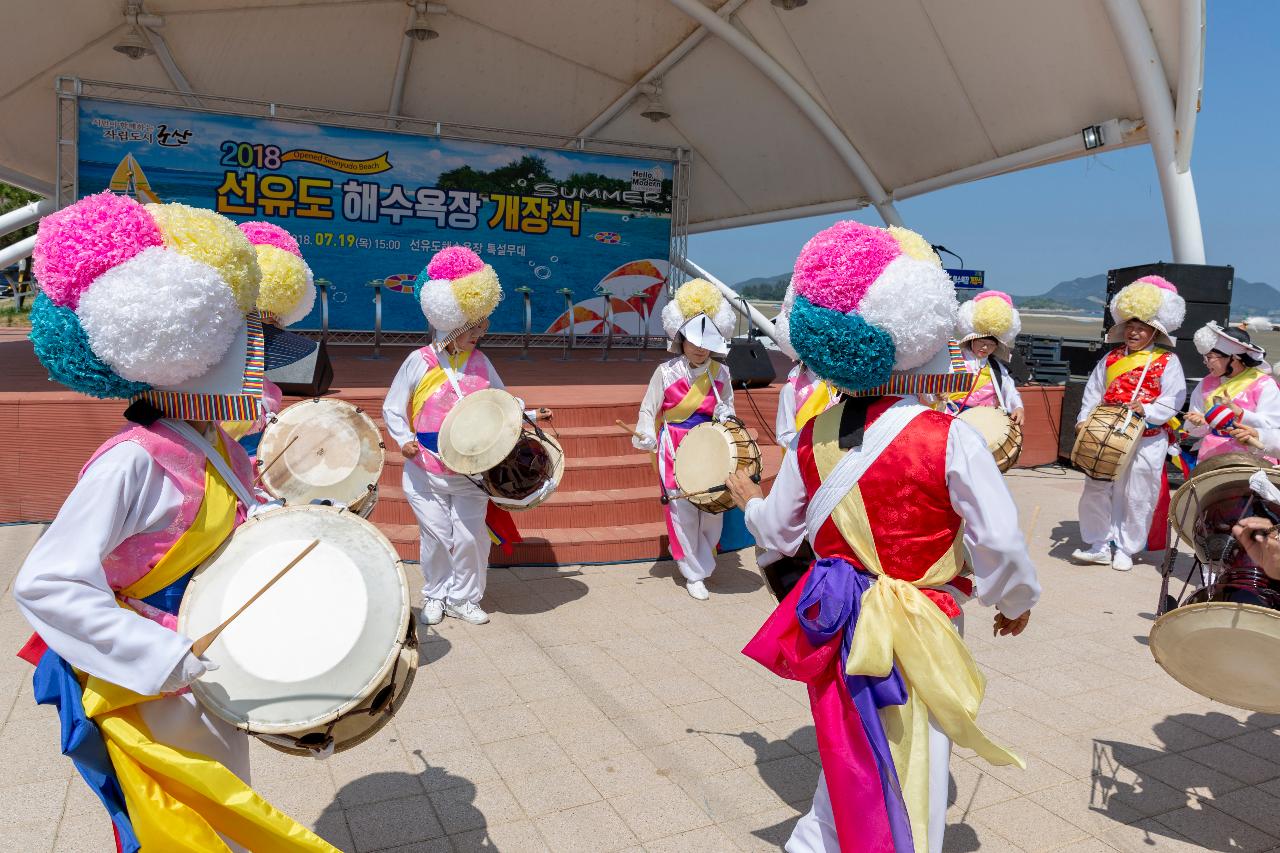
top-left (253, 433), bottom-right (300, 486)
top-left (615, 419), bottom-right (645, 439)
top-left (190, 539), bottom-right (319, 657)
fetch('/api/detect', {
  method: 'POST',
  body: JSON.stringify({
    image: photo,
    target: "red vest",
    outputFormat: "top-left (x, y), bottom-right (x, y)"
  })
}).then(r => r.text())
top-left (797, 398), bottom-right (962, 588)
top-left (1102, 347), bottom-right (1170, 406)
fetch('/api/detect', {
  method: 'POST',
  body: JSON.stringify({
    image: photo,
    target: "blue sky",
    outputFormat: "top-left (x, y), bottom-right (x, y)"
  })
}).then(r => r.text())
top-left (688, 2), bottom-right (1278, 295)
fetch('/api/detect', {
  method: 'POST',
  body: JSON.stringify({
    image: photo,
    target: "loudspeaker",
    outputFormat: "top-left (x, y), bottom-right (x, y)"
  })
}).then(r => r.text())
top-left (263, 325), bottom-right (334, 396)
top-left (726, 337), bottom-right (776, 388)
top-left (1006, 348), bottom-right (1031, 384)
top-left (1059, 378), bottom-right (1088, 461)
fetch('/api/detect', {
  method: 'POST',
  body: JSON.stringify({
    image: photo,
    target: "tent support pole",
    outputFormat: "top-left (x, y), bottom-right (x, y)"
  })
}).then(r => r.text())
top-left (1103, 0), bottom-right (1205, 263)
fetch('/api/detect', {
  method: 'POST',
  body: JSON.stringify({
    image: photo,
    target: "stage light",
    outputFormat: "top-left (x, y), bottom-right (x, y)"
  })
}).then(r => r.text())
top-left (639, 81), bottom-right (670, 122)
top-left (405, 2), bottom-right (439, 41)
top-left (1081, 125), bottom-right (1104, 150)
top-left (115, 2), bottom-right (155, 60)
top-left (771, 0), bottom-right (808, 9)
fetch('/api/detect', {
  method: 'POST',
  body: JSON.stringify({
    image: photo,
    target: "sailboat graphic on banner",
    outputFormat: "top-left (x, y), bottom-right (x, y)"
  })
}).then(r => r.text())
top-left (108, 153), bottom-right (161, 204)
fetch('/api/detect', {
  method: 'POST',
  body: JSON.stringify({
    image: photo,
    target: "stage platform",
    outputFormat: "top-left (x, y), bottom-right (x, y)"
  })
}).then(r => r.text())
top-left (0, 329), bottom-right (1064, 565)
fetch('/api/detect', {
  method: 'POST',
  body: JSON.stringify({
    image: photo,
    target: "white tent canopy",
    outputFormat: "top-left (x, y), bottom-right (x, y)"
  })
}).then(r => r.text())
top-left (1, 0), bottom-right (1204, 259)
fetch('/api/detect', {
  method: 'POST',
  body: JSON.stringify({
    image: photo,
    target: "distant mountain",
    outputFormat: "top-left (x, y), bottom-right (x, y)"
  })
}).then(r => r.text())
top-left (1013, 274), bottom-right (1280, 318)
top-left (734, 271), bottom-right (1280, 318)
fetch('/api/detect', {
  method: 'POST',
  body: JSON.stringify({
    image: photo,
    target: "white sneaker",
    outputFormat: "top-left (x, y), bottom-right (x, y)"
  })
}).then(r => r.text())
top-left (445, 600), bottom-right (490, 625)
top-left (686, 580), bottom-right (709, 601)
top-left (420, 598), bottom-right (444, 625)
top-left (1071, 545), bottom-right (1112, 565)
top-left (1111, 551), bottom-right (1134, 572)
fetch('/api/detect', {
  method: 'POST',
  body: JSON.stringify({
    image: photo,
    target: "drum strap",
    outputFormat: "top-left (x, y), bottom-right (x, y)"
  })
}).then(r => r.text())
top-left (161, 419), bottom-right (257, 510)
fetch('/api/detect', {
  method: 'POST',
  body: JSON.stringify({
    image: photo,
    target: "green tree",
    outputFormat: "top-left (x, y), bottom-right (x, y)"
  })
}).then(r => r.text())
top-left (0, 181), bottom-right (41, 252)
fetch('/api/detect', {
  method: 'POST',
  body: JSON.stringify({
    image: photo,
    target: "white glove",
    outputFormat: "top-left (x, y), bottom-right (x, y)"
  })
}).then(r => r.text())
top-left (160, 651), bottom-right (219, 694)
top-left (713, 403), bottom-right (734, 423)
top-left (632, 432), bottom-right (657, 452)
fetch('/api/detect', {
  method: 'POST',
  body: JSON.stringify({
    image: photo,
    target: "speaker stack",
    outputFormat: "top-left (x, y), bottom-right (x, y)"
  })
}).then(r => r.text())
top-left (1057, 262), bottom-right (1235, 462)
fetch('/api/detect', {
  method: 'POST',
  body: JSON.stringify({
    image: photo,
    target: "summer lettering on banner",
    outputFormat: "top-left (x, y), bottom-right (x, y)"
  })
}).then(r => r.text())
top-left (78, 98), bottom-right (679, 335)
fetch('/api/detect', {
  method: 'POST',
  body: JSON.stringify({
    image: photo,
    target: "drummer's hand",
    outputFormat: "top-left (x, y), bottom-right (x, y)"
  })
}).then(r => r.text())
top-left (1126, 401), bottom-right (1146, 417)
top-left (1230, 424), bottom-right (1260, 444)
top-left (1010, 407), bottom-right (1025, 426)
top-left (400, 440), bottom-right (419, 459)
top-left (1185, 411), bottom-right (1206, 427)
top-left (1229, 403), bottom-right (1246, 421)
top-left (1233, 517), bottom-right (1280, 579)
top-left (993, 610), bottom-right (1030, 637)
top-left (726, 471), bottom-right (763, 511)
top-left (1074, 422), bottom-right (1085, 435)
top-left (536, 407), bottom-right (553, 421)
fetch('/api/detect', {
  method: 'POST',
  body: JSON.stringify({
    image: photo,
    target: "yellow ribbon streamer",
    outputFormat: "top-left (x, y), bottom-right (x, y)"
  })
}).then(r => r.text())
top-left (120, 431), bottom-right (239, 602)
top-left (1204, 366), bottom-right (1265, 409)
top-left (810, 406), bottom-right (1023, 853)
top-left (78, 427), bottom-right (338, 852)
top-left (1105, 347), bottom-right (1167, 389)
top-left (794, 379), bottom-right (834, 435)
top-left (947, 365), bottom-right (991, 404)
top-left (409, 348), bottom-right (470, 425)
top-left (658, 362), bottom-right (719, 431)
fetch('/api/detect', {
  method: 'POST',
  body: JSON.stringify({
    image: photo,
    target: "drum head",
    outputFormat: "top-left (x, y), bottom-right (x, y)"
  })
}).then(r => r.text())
top-left (439, 388), bottom-right (523, 475)
top-left (178, 505), bottom-right (410, 733)
top-left (258, 399), bottom-right (384, 508)
top-left (957, 407), bottom-right (1011, 452)
top-left (674, 423), bottom-right (734, 495)
top-left (1169, 454), bottom-right (1280, 561)
top-left (1150, 601), bottom-right (1280, 713)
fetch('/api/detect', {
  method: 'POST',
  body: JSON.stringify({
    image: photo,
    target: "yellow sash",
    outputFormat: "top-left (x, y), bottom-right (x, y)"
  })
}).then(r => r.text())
top-left (1204, 366), bottom-right (1265, 408)
top-left (947, 365), bottom-right (991, 404)
top-left (1105, 348), bottom-right (1167, 390)
top-left (81, 429), bottom-right (337, 852)
top-left (795, 379), bottom-right (834, 434)
top-left (658, 361), bottom-right (720, 430)
top-left (810, 408), bottom-right (1022, 853)
top-left (409, 348), bottom-right (470, 425)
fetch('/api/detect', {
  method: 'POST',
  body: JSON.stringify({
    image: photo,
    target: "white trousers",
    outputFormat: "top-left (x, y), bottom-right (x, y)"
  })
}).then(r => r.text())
top-left (139, 692), bottom-right (252, 853)
top-left (786, 613), bottom-right (964, 853)
top-left (404, 463), bottom-right (491, 605)
top-left (1078, 432), bottom-right (1167, 556)
top-left (669, 496), bottom-right (723, 583)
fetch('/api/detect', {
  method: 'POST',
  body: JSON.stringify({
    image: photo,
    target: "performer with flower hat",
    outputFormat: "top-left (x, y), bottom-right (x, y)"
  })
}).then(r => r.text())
top-left (13, 193), bottom-right (337, 852)
top-left (1072, 276), bottom-right (1187, 572)
top-left (1184, 322), bottom-right (1280, 461)
top-left (773, 283), bottom-right (841, 452)
top-left (946, 290), bottom-right (1024, 424)
top-left (632, 278), bottom-right (740, 600)
top-left (382, 246), bottom-right (548, 627)
top-left (222, 220), bottom-right (317, 457)
top-left (725, 221), bottom-right (1040, 853)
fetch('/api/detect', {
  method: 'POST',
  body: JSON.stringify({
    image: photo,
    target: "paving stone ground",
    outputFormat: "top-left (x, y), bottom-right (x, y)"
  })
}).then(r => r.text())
top-left (3, 467), bottom-right (1280, 851)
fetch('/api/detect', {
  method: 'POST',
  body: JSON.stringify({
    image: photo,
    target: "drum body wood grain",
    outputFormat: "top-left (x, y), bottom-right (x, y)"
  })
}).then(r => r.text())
top-left (1070, 404), bottom-right (1142, 481)
top-left (957, 407), bottom-right (1022, 473)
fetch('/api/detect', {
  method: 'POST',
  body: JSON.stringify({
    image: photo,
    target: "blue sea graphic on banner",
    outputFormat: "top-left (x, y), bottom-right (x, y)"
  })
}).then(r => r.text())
top-left (76, 99), bottom-right (677, 334)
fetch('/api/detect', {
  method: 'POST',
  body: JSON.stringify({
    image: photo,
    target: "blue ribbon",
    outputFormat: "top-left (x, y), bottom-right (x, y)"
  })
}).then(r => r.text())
top-left (796, 557), bottom-right (913, 853)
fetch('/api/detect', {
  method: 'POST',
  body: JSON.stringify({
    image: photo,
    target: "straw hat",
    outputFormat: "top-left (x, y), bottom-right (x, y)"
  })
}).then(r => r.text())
top-left (438, 388), bottom-right (524, 474)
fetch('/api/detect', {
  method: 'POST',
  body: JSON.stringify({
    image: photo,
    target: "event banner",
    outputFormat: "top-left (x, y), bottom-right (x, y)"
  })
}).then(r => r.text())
top-left (75, 98), bottom-right (676, 334)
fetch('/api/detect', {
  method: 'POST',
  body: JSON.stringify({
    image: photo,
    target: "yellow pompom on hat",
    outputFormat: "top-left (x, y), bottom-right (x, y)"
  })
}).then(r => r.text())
top-left (1106, 275), bottom-right (1186, 347)
top-left (661, 278), bottom-right (737, 355)
top-left (956, 290), bottom-right (1021, 361)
